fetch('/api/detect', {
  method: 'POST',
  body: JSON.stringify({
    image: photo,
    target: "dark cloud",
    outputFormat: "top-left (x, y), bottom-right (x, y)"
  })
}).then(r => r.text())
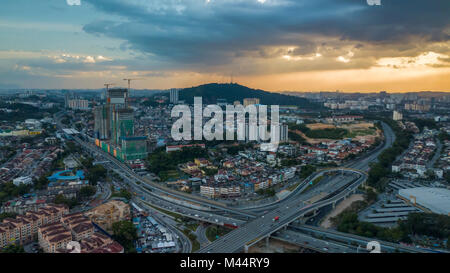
top-left (80, 0), bottom-right (450, 72)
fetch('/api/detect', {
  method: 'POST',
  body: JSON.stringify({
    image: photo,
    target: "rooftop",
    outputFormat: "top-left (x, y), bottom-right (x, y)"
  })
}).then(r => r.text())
top-left (398, 187), bottom-right (450, 215)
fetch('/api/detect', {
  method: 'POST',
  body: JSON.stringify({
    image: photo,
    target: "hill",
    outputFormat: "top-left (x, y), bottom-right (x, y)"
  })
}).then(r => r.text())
top-left (179, 83), bottom-right (319, 109)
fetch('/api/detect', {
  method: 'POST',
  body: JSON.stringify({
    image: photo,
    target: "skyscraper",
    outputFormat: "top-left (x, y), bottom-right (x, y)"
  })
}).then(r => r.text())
top-left (112, 108), bottom-right (134, 145)
top-left (94, 106), bottom-right (109, 140)
top-left (170, 88), bottom-right (179, 104)
top-left (280, 124), bottom-right (289, 142)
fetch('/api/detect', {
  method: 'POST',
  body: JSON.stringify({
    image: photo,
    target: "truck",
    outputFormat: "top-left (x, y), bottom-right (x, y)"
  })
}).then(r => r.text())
top-left (273, 216), bottom-right (280, 222)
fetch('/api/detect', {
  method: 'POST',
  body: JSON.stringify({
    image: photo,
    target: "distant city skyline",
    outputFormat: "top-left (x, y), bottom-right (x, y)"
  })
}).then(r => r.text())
top-left (0, 1), bottom-right (449, 92)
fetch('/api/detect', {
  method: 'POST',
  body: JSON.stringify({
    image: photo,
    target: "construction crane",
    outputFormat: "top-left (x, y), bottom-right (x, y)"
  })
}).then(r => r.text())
top-left (123, 78), bottom-right (142, 90)
top-left (104, 83), bottom-right (115, 91)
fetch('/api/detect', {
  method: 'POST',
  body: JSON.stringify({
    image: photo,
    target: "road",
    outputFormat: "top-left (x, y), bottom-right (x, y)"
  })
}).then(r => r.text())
top-left (289, 224), bottom-right (430, 253)
top-left (198, 172), bottom-right (368, 253)
top-left (57, 111), bottom-right (405, 253)
top-left (197, 122), bottom-right (399, 253)
top-left (272, 229), bottom-right (362, 253)
top-left (196, 224), bottom-right (211, 247)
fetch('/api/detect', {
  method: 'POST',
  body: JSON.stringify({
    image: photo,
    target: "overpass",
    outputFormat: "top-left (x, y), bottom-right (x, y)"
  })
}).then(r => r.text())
top-left (287, 225), bottom-right (432, 253)
top-left (198, 170), bottom-right (368, 253)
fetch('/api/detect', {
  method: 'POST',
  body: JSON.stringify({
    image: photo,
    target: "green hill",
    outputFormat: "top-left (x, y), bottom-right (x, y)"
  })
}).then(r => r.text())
top-left (179, 83), bottom-right (319, 109)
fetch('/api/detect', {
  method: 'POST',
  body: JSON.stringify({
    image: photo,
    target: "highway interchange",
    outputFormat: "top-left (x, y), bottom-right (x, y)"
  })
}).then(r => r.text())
top-left (55, 113), bottom-right (427, 253)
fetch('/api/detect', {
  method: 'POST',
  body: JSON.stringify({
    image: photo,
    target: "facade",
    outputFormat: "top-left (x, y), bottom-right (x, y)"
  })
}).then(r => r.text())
top-left (39, 212), bottom-right (95, 253)
top-left (325, 115), bottom-right (363, 124)
top-left (12, 176), bottom-right (33, 186)
top-left (280, 124), bottom-right (289, 142)
top-left (94, 105), bottom-right (110, 140)
top-left (393, 110), bottom-right (403, 121)
top-left (107, 88), bottom-right (128, 106)
top-left (112, 108), bottom-right (134, 145)
top-left (121, 136), bottom-right (148, 161)
top-left (200, 185), bottom-right (241, 199)
top-left (0, 204), bottom-right (68, 249)
top-left (170, 88), bottom-right (179, 104)
top-left (67, 99), bottom-right (89, 110)
top-left (38, 222), bottom-right (73, 253)
top-left (243, 98), bottom-right (260, 107)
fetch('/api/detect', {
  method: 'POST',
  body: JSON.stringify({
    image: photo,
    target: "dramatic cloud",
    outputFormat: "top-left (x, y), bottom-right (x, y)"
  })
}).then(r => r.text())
top-left (1, 0), bottom-right (449, 90)
top-left (81, 0), bottom-right (450, 69)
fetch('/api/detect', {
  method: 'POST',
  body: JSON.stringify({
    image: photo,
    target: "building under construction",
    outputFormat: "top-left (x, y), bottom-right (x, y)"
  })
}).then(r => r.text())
top-left (94, 87), bottom-right (148, 162)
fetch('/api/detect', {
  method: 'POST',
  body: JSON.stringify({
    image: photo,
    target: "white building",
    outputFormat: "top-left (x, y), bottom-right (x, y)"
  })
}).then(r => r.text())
top-left (393, 111), bottom-right (403, 121)
top-left (68, 99), bottom-right (89, 110)
top-left (13, 176), bottom-right (33, 186)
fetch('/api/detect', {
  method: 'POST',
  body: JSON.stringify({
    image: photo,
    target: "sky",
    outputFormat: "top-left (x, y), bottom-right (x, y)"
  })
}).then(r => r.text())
top-left (0, 0), bottom-right (449, 92)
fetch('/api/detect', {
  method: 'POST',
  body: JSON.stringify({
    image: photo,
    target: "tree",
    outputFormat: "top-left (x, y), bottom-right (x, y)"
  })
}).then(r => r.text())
top-left (0, 212), bottom-right (17, 221)
top-left (300, 165), bottom-right (316, 179)
top-left (79, 186), bottom-right (97, 199)
top-left (53, 194), bottom-right (78, 209)
top-left (112, 221), bottom-right (137, 253)
top-left (87, 165), bottom-right (107, 185)
top-left (112, 189), bottom-right (132, 201)
top-left (365, 188), bottom-right (378, 203)
top-left (1, 244), bottom-right (25, 253)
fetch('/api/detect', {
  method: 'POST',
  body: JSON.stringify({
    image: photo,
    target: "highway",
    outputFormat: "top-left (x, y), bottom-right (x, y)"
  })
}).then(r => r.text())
top-left (289, 225), bottom-right (430, 253)
top-left (241, 121), bottom-right (396, 214)
top-left (57, 111), bottom-right (409, 253)
top-left (198, 172), bottom-right (368, 253)
top-left (197, 122), bottom-right (400, 253)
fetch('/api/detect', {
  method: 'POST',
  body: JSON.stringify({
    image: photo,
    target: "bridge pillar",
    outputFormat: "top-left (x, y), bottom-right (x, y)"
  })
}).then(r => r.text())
top-left (332, 202), bottom-right (336, 209)
top-left (265, 236), bottom-right (270, 248)
top-left (244, 245), bottom-right (249, 253)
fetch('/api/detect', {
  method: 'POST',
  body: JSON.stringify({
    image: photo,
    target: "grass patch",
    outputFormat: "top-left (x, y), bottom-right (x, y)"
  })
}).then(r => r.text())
top-left (345, 128), bottom-right (376, 138)
top-left (303, 175), bottom-right (324, 193)
top-left (182, 228), bottom-right (201, 252)
top-left (304, 128), bottom-right (349, 140)
top-left (206, 226), bottom-right (232, 242)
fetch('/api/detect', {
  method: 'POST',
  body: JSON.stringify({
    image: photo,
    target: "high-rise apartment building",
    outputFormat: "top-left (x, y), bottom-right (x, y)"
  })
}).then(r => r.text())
top-left (94, 105), bottom-right (110, 140)
top-left (280, 124), bottom-right (289, 142)
top-left (170, 88), bottom-right (179, 104)
top-left (243, 98), bottom-right (260, 107)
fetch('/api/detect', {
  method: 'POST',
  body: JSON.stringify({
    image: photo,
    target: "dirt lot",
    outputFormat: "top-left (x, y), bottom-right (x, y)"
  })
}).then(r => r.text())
top-left (320, 194), bottom-right (364, 229)
top-left (294, 122), bottom-right (379, 145)
top-left (306, 123), bottom-right (336, 130)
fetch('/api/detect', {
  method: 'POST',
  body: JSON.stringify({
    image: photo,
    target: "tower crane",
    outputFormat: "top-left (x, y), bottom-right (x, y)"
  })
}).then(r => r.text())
top-left (123, 78), bottom-right (142, 90)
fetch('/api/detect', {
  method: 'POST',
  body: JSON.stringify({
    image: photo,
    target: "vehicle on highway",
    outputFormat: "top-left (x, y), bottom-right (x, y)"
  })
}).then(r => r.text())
top-left (273, 216), bottom-right (280, 222)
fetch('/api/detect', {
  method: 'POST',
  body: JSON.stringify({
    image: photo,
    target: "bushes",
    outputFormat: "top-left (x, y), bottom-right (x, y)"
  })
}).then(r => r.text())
top-left (112, 221), bottom-right (138, 253)
top-left (148, 147), bottom-right (208, 177)
top-left (300, 165), bottom-right (317, 179)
